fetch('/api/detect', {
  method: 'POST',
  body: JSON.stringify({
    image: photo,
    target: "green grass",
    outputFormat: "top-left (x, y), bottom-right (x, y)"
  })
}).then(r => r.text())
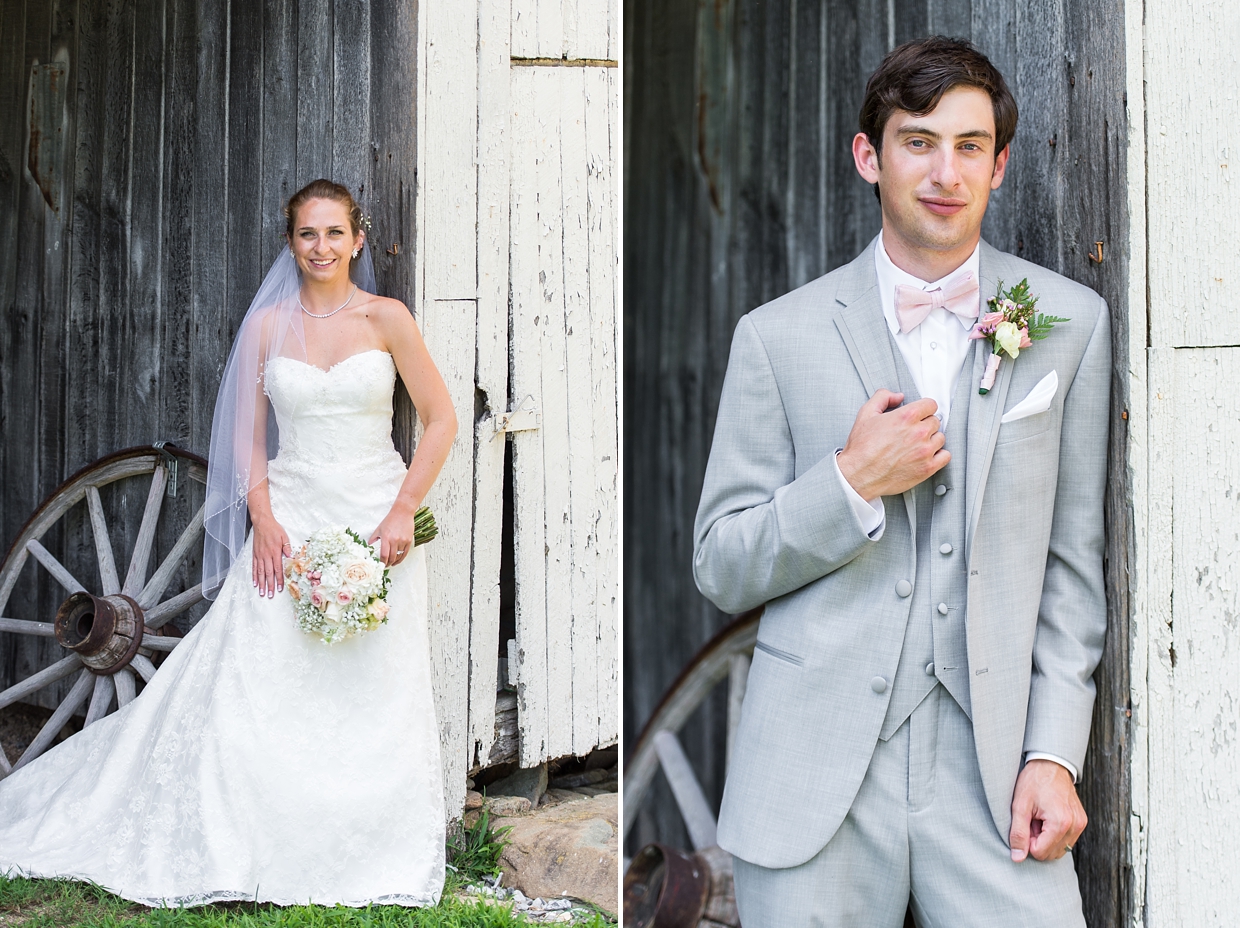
top-left (0, 873), bottom-right (616, 927)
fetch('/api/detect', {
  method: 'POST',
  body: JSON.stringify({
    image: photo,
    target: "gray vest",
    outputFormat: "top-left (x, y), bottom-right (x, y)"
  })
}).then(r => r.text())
top-left (878, 346), bottom-right (973, 740)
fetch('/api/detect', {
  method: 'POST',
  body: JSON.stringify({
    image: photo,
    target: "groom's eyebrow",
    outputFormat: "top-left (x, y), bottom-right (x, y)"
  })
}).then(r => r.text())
top-left (896, 126), bottom-right (994, 143)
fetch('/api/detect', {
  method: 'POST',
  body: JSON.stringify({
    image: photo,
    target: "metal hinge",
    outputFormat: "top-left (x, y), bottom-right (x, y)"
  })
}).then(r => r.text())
top-left (492, 396), bottom-right (541, 437)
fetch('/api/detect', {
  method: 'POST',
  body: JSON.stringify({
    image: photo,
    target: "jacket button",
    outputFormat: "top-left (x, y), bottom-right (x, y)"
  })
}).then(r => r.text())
top-left (925, 662), bottom-right (936, 676)
top-left (935, 484), bottom-right (948, 496)
top-left (938, 602), bottom-right (949, 615)
top-left (895, 580), bottom-right (913, 598)
top-left (940, 543), bottom-right (953, 555)
top-left (871, 676), bottom-right (888, 694)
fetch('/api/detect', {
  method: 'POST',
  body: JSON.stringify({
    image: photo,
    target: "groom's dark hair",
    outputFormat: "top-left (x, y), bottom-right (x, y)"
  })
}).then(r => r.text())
top-left (860, 36), bottom-right (1018, 161)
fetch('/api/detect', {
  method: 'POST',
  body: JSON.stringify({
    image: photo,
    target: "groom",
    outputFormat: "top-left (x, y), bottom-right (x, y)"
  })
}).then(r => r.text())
top-left (693, 37), bottom-right (1109, 926)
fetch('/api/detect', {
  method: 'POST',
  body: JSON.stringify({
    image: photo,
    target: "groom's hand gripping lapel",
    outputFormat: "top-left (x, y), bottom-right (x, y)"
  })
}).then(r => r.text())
top-left (836, 389), bottom-right (950, 501)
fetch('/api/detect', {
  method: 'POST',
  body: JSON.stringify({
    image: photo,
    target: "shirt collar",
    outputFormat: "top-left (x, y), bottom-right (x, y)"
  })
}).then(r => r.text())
top-left (874, 231), bottom-right (982, 337)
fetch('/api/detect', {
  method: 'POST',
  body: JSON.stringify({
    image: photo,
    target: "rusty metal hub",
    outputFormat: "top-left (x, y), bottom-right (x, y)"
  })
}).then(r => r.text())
top-left (54, 592), bottom-right (145, 674)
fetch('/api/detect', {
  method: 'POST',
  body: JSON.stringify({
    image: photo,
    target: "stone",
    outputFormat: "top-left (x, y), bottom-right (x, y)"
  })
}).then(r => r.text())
top-left (487, 795), bottom-right (533, 816)
top-left (464, 790), bottom-right (484, 810)
top-left (489, 762), bottom-right (548, 806)
top-left (493, 792), bottom-right (618, 915)
top-left (548, 767), bottom-right (611, 790)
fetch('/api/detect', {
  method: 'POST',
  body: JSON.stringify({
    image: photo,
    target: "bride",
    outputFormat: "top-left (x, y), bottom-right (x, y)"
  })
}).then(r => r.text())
top-left (0, 179), bottom-right (458, 908)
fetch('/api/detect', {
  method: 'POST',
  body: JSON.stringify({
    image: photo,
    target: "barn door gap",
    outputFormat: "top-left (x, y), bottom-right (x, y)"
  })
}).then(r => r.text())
top-left (498, 438), bottom-right (516, 682)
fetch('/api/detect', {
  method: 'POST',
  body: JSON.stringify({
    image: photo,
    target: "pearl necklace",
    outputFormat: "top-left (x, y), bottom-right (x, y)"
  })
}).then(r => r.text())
top-left (298, 285), bottom-right (358, 319)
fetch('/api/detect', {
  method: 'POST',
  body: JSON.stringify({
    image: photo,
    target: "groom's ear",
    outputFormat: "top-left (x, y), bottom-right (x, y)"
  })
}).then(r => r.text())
top-left (853, 131), bottom-right (882, 184)
top-left (990, 144), bottom-right (1011, 190)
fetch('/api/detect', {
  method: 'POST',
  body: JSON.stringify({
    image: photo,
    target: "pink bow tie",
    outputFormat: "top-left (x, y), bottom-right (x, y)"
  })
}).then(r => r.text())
top-left (894, 272), bottom-right (979, 333)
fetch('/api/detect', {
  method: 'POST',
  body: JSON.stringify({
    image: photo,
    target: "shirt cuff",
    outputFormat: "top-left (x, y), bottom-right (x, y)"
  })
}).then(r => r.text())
top-left (1024, 752), bottom-right (1079, 784)
top-left (834, 450), bottom-right (885, 539)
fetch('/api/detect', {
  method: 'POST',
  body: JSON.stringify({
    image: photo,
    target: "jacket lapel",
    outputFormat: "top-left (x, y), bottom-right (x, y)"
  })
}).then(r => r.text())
top-left (964, 241), bottom-right (1015, 557)
top-left (832, 239), bottom-right (918, 543)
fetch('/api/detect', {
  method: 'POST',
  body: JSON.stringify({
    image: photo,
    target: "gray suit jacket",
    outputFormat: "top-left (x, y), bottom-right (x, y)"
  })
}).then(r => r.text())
top-left (693, 239), bottom-right (1110, 869)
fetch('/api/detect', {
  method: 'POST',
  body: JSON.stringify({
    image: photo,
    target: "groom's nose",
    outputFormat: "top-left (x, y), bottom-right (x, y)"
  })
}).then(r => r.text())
top-left (928, 149), bottom-right (964, 190)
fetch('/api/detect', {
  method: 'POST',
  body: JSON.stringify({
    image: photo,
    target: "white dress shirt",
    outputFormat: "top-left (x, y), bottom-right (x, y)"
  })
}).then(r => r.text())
top-left (830, 233), bottom-right (1078, 781)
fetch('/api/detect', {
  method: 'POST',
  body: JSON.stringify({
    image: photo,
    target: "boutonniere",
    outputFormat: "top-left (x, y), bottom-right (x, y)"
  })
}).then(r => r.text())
top-left (969, 278), bottom-right (1068, 394)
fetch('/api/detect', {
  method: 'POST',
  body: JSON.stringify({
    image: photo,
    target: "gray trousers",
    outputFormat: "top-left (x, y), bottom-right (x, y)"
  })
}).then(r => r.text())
top-left (732, 685), bottom-right (1086, 928)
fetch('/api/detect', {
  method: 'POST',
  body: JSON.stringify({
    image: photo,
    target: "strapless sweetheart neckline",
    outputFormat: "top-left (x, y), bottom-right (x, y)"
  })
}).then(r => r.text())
top-left (270, 348), bottom-right (391, 375)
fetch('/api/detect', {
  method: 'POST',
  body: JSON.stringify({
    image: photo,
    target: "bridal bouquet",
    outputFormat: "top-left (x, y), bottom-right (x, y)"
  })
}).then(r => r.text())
top-left (284, 509), bottom-right (438, 644)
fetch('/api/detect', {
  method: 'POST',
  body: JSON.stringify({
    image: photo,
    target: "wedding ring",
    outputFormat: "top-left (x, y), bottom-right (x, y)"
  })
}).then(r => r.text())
top-left (396, 549), bottom-right (406, 556)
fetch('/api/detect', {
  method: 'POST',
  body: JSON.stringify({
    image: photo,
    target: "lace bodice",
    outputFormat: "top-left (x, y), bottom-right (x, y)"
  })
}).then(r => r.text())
top-left (264, 349), bottom-right (401, 468)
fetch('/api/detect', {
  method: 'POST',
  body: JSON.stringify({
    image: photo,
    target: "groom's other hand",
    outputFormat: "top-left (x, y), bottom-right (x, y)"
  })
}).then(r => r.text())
top-left (1008, 759), bottom-right (1088, 863)
top-left (837, 388), bottom-right (950, 501)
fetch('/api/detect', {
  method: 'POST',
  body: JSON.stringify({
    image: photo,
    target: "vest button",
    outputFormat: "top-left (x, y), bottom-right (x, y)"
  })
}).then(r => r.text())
top-left (925, 662), bottom-right (936, 676)
top-left (937, 602), bottom-right (949, 615)
top-left (940, 543), bottom-right (953, 555)
top-left (895, 580), bottom-right (913, 598)
top-left (935, 484), bottom-right (948, 496)
top-left (871, 676), bottom-right (888, 694)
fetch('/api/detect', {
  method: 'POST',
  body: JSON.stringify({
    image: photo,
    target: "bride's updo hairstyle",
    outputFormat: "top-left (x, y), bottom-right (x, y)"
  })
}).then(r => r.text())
top-left (284, 178), bottom-right (365, 255)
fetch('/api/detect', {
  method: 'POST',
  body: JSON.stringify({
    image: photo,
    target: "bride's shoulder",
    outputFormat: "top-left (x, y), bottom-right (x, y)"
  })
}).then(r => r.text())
top-left (361, 294), bottom-right (420, 331)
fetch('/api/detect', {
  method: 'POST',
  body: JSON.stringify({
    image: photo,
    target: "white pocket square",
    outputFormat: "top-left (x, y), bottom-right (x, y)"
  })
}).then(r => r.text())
top-left (1000, 370), bottom-right (1058, 424)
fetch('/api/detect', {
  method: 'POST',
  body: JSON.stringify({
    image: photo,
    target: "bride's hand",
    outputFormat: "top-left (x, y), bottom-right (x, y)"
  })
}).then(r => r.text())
top-left (252, 515), bottom-right (292, 598)
top-left (369, 501), bottom-right (417, 568)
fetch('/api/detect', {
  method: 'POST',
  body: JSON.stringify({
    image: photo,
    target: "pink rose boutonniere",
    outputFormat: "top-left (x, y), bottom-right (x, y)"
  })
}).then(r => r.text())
top-left (968, 278), bottom-right (1068, 394)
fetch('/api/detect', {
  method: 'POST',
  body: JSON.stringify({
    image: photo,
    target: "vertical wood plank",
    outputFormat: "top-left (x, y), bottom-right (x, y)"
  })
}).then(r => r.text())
top-left (296, 0), bottom-right (332, 184)
top-left (585, 64), bottom-right (618, 749)
top-left (558, 67), bottom-right (598, 756)
top-left (420, 297), bottom-right (476, 819)
top-left (331, 0), bottom-right (370, 196)
top-left (417, 0), bottom-right (479, 815)
top-left (509, 64), bottom-right (550, 766)
top-left (1144, 0), bottom-right (1240, 348)
top-left (419, 0), bottom-right (477, 301)
top-left (466, 0), bottom-right (512, 766)
top-left (262, 0), bottom-right (297, 271)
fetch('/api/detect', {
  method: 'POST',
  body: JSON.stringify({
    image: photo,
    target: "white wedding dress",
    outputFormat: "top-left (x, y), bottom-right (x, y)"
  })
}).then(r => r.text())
top-left (0, 349), bottom-right (445, 907)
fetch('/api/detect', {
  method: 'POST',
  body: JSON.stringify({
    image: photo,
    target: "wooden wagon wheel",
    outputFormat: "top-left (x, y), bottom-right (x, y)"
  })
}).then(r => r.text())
top-left (623, 608), bottom-right (761, 849)
top-left (0, 444), bottom-right (208, 778)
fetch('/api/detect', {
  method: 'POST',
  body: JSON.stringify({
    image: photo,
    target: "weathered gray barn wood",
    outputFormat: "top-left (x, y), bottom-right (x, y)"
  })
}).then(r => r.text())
top-left (624, 0), bottom-right (1131, 922)
top-left (0, 0), bottom-right (417, 713)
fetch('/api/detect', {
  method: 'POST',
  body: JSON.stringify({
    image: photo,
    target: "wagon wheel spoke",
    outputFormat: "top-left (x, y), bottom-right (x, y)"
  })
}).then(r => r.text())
top-left (85, 485), bottom-right (122, 595)
top-left (113, 668), bottom-right (136, 708)
top-left (121, 466), bottom-right (168, 597)
top-left (82, 674), bottom-right (115, 728)
top-left (143, 583), bottom-right (204, 630)
top-left (11, 669), bottom-right (95, 773)
top-left (137, 502), bottom-right (205, 609)
top-left (25, 539), bottom-right (86, 596)
top-left (652, 730), bottom-right (718, 851)
top-left (0, 655), bottom-right (83, 713)
top-left (129, 654), bottom-right (158, 684)
top-left (0, 617), bottom-right (56, 638)
top-left (141, 636), bottom-right (182, 653)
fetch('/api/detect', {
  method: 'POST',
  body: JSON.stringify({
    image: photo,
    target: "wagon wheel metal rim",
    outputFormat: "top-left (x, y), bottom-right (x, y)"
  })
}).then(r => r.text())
top-left (622, 606), bottom-right (762, 841)
top-left (0, 445), bottom-right (208, 777)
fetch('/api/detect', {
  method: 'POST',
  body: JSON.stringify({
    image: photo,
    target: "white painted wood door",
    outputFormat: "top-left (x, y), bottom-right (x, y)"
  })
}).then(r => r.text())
top-left (508, 21), bottom-right (620, 768)
top-left (414, 0), bottom-right (618, 815)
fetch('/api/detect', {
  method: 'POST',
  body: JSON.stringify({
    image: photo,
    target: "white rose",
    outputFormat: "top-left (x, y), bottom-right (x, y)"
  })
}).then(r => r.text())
top-left (994, 320), bottom-right (1023, 358)
top-left (344, 559), bottom-right (377, 586)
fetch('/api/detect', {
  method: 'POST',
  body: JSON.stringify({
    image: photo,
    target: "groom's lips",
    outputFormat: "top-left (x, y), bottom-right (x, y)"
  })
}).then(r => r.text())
top-left (921, 197), bottom-right (967, 216)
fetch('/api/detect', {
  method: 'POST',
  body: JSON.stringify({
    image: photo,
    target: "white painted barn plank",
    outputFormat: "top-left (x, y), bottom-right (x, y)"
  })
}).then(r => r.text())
top-left (1144, 0), bottom-right (1240, 349)
top-left (467, 0), bottom-right (513, 768)
top-left (586, 65), bottom-right (619, 748)
top-left (417, 0), bottom-right (479, 816)
top-left (512, 0), bottom-right (615, 61)
top-left (510, 66), bottom-right (552, 767)
top-left (1143, 347), bottom-right (1177, 923)
top-left (530, 65), bottom-right (577, 763)
top-left (1150, 348), bottom-right (1240, 923)
top-left (559, 66), bottom-right (600, 757)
